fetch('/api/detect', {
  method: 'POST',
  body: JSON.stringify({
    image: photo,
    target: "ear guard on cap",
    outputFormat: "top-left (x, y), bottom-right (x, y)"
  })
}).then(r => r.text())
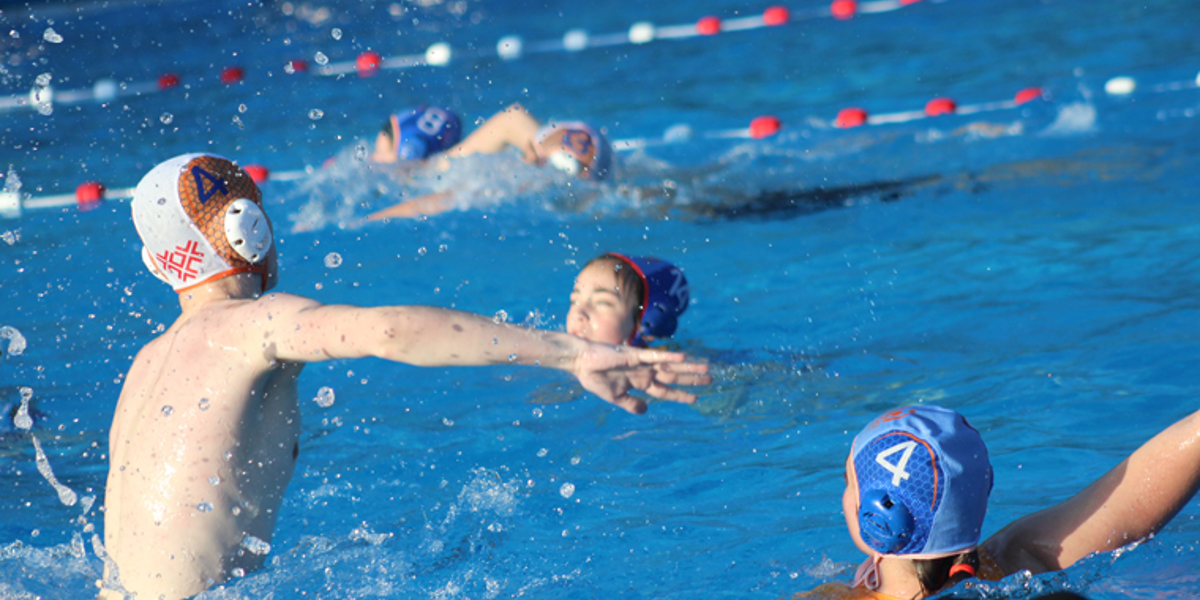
top-left (224, 198), bottom-right (272, 264)
top-left (547, 151), bottom-right (582, 177)
top-left (858, 488), bottom-right (916, 554)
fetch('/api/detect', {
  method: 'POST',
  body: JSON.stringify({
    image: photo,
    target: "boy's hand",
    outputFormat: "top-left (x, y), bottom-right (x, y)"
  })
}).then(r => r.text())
top-left (573, 344), bottom-right (712, 414)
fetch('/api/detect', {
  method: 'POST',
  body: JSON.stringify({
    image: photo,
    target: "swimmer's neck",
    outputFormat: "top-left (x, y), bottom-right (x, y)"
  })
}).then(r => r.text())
top-left (176, 273), bottom-right (265, 314)
top-left (872, 556), bottom-right (926, 599)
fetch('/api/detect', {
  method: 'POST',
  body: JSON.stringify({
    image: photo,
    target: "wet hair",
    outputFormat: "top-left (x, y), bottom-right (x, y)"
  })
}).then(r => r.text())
top-left (914, 550), bottom-right (979, 595)
top-left (379, 118), bottom-right (395, 145)
top-left (584, 254), bottom-right (645, 317)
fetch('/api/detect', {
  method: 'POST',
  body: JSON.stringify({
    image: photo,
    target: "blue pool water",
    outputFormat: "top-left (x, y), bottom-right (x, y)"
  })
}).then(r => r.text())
top-left (2, 0), bottom-right (1200, 598)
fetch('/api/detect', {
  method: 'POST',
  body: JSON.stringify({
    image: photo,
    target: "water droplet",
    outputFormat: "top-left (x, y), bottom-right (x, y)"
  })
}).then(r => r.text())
top-left (231, 506), bottom-right (241, 516)
top-left (570, 456), bottom-right (581, 465)
top-left (314, 51), bottom-right (329, 65)
top-left (559, 483), bottom-right (575, 499)
top-left (160, 113), bottom-right (173, 124)
top-left (417, 247), bottom-right (427, 256)
top-left (331, 28), bottom-right (342, 40)
top-left (208, 476), bottom-right (220, 486)
top-left (442, 417), bottom-right (454, 426)
top-left (9, 30), bottom-right (18, 39)
top-left (314, 386), bottom-right (335, 408)
top-left (161, 405), bottom-right (174, 417)
top-left (231, 567), bottom-right (245, 577)
top-left (438, 244), bottom-right (448, 253)
top-left (1, 327), bottom-right (26, 357)
top-left (198, 398), bottom-right (210, 411)
top-left (232, 115), bottom-right (245, 129)
top-left (532, 408), bottom-right (543, 418)
top-left (308, 109), bottom-right (324, 120)
top-left (197, 502), bottom-right (213, 513)
top-left (283, 62), bottom-right (295, 75)
top-left (508, 354), bottom-right (517, 362)
top-left (241, 535), bottom-right (271, 555)
top-left (492, 310), bottom-right (508, 323)
top-left (238, 104), bottom-right (248, 113)
top-left (324, 252), bottom-right (342, 268)
top-left (35, 73), bottom-right (51, 87)
top-left (536, 448), bottom-right (548, 458)
top-left (42, 28), bottom-right (62, 43)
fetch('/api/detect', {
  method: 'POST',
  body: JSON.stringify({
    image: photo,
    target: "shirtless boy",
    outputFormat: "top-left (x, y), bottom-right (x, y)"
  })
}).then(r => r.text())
top-left (100, 153), bottom-right (709, 600)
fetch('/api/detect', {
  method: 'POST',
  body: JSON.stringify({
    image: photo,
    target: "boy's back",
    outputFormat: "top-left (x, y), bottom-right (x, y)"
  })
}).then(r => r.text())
top-left (103, 292), bottom-right (315, 599)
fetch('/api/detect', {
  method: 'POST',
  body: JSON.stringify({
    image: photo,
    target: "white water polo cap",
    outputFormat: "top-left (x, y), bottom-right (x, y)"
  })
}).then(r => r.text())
top-left (132, 153), bottom-right (274, 292)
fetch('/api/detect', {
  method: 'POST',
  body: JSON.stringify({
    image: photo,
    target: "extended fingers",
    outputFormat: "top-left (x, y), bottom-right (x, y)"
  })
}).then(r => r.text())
top-left (643, 380), bottom-right (697, 404)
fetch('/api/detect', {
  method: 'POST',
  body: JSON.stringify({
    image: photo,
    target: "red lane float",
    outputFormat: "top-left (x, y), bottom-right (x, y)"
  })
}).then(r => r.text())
top-left (355, 52), bottom-right (382, 77)
top-left (749, 115), bottom-right (782, 138)
top-left (76, 182), bottom-right (105, 207)
top-left (696, 16), bottom-right (722, 36)
top-left (924, 97), bottom-right (957, 116)
top-left (286, 60), bottom-right (309, 74)
top-left (243, 165), bottom-right (270, 184)
top-left (763, 6), bottom-right (790, 26)
top-left (219, 66), bottom-right (245, 85)
top-left (831, 0), bottom-right (858, 20)
top-left (157, 73), bottom-right (181, 90)
top-left (836, 107), bottom-right (868, 128)
top-left (1014, 87), bottom-right (1043, 104)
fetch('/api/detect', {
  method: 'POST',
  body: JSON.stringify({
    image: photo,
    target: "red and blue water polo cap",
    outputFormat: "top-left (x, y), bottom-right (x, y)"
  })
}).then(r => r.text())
top-left (606, 254), bottom-right (689, 346)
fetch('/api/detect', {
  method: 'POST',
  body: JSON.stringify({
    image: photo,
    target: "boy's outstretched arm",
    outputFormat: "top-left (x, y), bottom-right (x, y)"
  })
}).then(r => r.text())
top-left (984, 408), bottom-right (1200, 574)
top-left (250, 294), bottom-right (710, 413)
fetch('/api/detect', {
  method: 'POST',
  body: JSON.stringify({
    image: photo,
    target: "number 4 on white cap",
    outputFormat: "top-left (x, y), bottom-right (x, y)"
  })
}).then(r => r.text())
top-left (876, 441), bottom-right (917, 487)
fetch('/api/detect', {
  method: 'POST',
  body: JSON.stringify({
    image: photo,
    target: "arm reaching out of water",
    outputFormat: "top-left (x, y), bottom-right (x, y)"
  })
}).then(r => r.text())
top-left (444, 103), bottom-right (542, 163)
top-left (367, 191), bottom-right (455, 220)
top-left (248, 293), bottom-right (710, 412)
top-left (985, 408), bottom-right (1200, 573)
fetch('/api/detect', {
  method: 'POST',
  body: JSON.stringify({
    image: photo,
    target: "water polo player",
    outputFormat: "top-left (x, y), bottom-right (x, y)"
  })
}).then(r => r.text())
top-left (567, 253), bottom-right (689, 347)
top-left (805, 404), bottom-right (1200, 599)
top-left (102, 153), bottom-right (710, 600)
top-left (370, 105), bottom-right (462, 163)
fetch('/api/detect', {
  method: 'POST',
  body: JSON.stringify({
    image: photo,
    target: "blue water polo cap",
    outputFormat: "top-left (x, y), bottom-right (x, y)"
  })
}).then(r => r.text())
top-left (851, 406), bottom-right (992, 557)
top-left (606, 254), bottom-right (689, 346)
top-left (394, 106), bottom-right (461, 160)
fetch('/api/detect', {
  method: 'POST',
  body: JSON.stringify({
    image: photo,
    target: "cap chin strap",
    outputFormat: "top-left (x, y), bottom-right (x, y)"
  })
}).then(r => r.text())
top-left (547, 151), bottom-right (582, 177)
top-left (854, 555), bottom-right (884, 591)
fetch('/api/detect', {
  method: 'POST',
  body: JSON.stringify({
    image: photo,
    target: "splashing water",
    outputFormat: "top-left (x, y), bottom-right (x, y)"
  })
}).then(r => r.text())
top-left (42, 28), bottom-right (63, 43)
top-left (314, 386), bottom-right (335, 408)
top-left (30, 434), bottom-right (78, 506)
top-left (241, 535), bottom-right (272, 555)
top-left (1, 326), bottom-right (26, 357)
top-left (14, 387), bottom-right (33, 430)
top-left (324, 253), bottom-right (343, 268)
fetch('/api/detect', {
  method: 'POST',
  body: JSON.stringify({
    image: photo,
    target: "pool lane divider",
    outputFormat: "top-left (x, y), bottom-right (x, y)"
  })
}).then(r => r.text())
top-left (2, 81), bottom-right (1052, 219)
top-left (0, 115), bottom-right (783, 217)
top-left (0, 0), bottom-right (933, 113)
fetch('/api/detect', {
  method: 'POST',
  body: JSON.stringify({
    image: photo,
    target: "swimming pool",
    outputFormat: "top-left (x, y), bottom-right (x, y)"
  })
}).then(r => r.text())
top-left (2, 0), bottom-right (1199, 597)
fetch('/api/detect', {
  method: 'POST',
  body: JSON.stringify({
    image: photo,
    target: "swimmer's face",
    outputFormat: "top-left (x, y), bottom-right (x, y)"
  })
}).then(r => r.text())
top-left (534, 130), bottom-right (594, 180)
top-left (371, 116), bottom-right (400, 163)
top-left (567, 261), bottom-right (638, 345)
top-left (843, 455), bottom-right (873, 556)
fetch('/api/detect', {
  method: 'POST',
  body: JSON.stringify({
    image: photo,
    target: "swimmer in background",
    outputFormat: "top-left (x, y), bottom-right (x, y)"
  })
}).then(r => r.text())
top-left (101, 153), bottom-right (710, 600)
top-left (367, 103), bottom-right (612, 220)
top-left (799, 405), bottom-right (1200, 600)
top-left (369, 105), bottom-right (463, 164)
top-left (568, 253), bottom-right (688, 347)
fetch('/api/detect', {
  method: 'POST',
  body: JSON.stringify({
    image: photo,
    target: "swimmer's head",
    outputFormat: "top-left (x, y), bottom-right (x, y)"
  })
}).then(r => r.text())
top-left (846, 406), bottom-right (992, 559)
top-left (533, 121), bottom-right (612, 181)
top-left (567, 254), bottom-right (689, 346)
top-left (372, 106), bottom-right (462, 163)
top-left (132, 153), bottom-right (276, 294)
